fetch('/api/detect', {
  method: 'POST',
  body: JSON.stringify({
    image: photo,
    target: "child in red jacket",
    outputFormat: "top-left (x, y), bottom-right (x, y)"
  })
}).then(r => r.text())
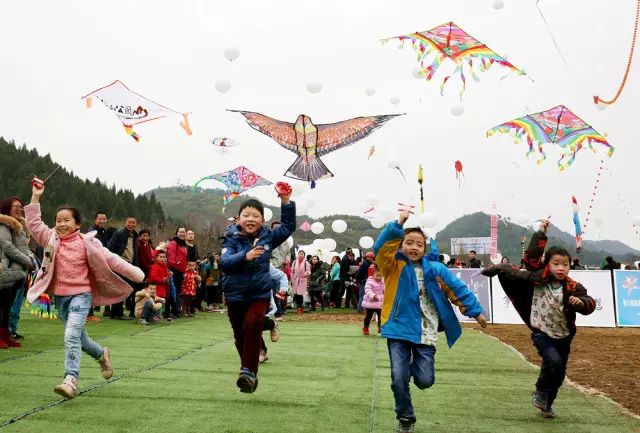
top-left (181, 261), bottom-right (201, 317)
top-left (147, 251), bottom-right (178, 320)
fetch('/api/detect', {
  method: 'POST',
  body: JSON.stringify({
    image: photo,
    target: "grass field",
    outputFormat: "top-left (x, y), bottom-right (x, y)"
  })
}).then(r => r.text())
top-left (0, 312), bottom-right (638, 433)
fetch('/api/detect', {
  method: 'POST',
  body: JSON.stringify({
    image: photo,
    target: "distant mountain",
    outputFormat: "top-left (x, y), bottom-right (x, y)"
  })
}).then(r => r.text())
top-left (150, 187), bottom-right (640, 266)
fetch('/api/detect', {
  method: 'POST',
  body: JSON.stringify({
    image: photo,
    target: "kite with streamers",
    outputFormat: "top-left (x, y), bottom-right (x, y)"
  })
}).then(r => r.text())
top-left (192, 166), bottom-right (272, 209)
top-left (211, 137), bottom-right (239, 148)
top-left (454, 160), bottom-right (464, 187)
top-left (381, 22), bottom-right (528, 97)
top-left (29, 294), bottom-right (58, 320)
top-left (231, 110), bottom-right (402, 188)
top-left (82, 80), bottom-right (192, 142)
top-left (572, 196), bottom-right (583, 253)
top-left (487, 105), bottom-right (614, 170)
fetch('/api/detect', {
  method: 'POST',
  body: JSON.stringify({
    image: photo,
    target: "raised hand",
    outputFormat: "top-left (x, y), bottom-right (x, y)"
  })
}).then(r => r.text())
top-left (398, 210), bottom-right (410, 226)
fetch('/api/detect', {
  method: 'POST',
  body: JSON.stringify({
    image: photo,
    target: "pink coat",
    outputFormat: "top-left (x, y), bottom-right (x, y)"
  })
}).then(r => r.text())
top-left (291, 259), bottom-right (310, 296)
top-left (24, 203), bottom-right (144, 306)
top-left (362, 276), bottom-right (384, 310)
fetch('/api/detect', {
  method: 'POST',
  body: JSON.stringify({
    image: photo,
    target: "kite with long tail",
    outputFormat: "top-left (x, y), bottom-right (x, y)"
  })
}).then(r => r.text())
top-left (572, 196), bottom-right (583, 253)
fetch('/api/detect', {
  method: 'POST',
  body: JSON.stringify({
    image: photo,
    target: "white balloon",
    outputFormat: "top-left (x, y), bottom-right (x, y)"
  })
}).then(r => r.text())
top-left (323, 238), bottom-right (337, 251)
top-left (412, 68), bottom-right (424, 79)
top-left (223, 46), bottom-right (240, 62)
top-left (492, 0), bottom-right (505, 10)
top-left (450, 105), bottom-right (464, 116)
top-left (516, 213), bottom-right (529, 225)
top-left (359, 236), bottom-right (374, 249)
top-left (490, 253), bottom-right (503, 265)
top-left (311, 222), bottom-right (324, 235)
top-left (364, 87), bottom-right (376, 96)
top-left (215, 80), bottom-right (231, 93)
top-left (366, 194), bottom-right (380, 207)
top-left (418, 212), bottom-right (437, 228)
top-left (306, 81), bottom-right (322, 93)
top-left (390, 96), bottom-right (401, 105)
top-left (331, 220), bottom-right (348, 233)
top-left (263, 208), bottom-right (273, 222)
top-left (371, 218), bottom-right (385, 229)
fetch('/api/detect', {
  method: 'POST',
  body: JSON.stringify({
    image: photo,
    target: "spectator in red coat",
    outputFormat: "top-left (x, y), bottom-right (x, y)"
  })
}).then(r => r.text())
top-left (147, 251), bottom-right (178, 320)
top-left (137, 229), bottom-right (155, 277)
top-left (167, 227), bottom-right (188, 307)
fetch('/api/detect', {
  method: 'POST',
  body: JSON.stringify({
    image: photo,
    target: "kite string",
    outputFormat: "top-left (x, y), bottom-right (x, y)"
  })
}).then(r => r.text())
top-left (536, 0), bottom-right (568, 65)
top-left (593, 0), bottom-right (640, 105)
top-left (582, 159), bottom-right (605, 235)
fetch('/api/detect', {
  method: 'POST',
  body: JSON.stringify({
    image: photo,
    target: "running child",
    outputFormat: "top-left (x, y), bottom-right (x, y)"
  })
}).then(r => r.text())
top-left (25, 184), bottom-right (144, 399)
top-left (374, 210), bottom-right (487, 433)
top-left (361, 263), bottom-right (384, 335)
top-left (219, 187), bottom-right (295, 393)
top-left (482, 219), bottom-right (595, 418)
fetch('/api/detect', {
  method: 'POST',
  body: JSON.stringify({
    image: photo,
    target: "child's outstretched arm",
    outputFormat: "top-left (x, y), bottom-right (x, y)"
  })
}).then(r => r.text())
top-left (103, 249), bottom-right (145, 283)
top-left (523, 219), bottom-right (549, 271)
top-left (24, 185), bottom-right (54, 249)
top-left (269, 264), bottom-right (289, 293)
top-left (435, 265), bottom-right (487, 327)
top-left (373, 211), bottom-right (409, 278)
top-left (481, 264), bottom-right (537, 282)
top-left (271, 190), bottom-right (296, 248)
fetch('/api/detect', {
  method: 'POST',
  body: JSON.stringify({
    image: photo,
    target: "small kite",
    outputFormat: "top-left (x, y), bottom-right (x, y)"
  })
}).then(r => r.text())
top-left (230, 110), bottom-right (403, 188)
top-left (487, 105), bottom-right (614, 170)
top-left (572, 196), bottom-right (583, 253)
top-left (211, 137), bottom-right (239, 148)
top-left (368, 145), bottom-right (376, 160)
top-left (454, 160), bottom-right (464, 187)
top-left (381, 22), bottom-right (528, 97)
top-left (299, 221), bottom-right (312, 232)
top-left (82, 80), bottom-right (192, 142)
top-left (418, 164), bottom-right (425, 213)
top-left (192, 166), bottom-right (271, 209)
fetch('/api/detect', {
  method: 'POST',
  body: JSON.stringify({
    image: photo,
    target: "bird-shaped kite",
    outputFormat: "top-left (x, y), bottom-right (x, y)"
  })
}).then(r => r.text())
top-left (192, 166), bottom-right (272, 210)
top-left (487, 105), bottom-right (614, 170)
top-left (230, 110), bottom-right (403, 188)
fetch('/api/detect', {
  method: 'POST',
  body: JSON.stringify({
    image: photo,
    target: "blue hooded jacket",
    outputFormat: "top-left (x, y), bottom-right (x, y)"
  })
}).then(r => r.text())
top-left (220, 201), bottom-right (295, 303)
top-left (374, 221), bottom-right (484, 347)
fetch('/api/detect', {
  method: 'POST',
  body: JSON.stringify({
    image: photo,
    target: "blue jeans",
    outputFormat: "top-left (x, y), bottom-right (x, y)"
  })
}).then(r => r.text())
top-left (55, 292), bottom-right (104, 379)
top-left (531, 332), bottom-right (573, 408)
top-left (141, 300), bottom-right (159, 321)
top-left (357, 281), bottom-right (365, 312)
top-left (387, 338), bottom-right (436, 423)
top-left (9, 279), bottom-right (27, 334)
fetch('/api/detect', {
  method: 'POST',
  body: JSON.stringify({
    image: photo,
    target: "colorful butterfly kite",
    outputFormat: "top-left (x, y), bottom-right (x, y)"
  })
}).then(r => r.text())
top-left (230, 110), bottom-right (403, 188)
top-left (487, 105), bottom-right (614, 170)
top-left (382, 21), bottom-right (528, 97)
top-left (192, 166), bottom-right (272, 209)
top-left (82, 80), bottom-right (192, 142)
top-left (572, 196), bottom-right (583, 253)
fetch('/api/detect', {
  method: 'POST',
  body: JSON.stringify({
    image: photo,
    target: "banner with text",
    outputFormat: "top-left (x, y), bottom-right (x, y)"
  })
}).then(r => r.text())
top-left (614, 270), bottom-right (640, 327)
top-left (449, 269), bottom-right (492, 322)
top-left (569, 271), bottom-right (616, 327)
top-left (450, 237), bottom-right (492, 255)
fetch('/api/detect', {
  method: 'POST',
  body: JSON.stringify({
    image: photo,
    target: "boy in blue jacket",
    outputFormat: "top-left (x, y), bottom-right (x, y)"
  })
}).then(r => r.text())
top-left (374, 210), bottom-right (487, 433)
top-left (220, 189), bottom-right (295, 393)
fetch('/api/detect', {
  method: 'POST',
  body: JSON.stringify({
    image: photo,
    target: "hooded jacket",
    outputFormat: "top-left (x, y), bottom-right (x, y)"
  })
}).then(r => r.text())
top-left (0, 214), bottom-right (33, 289)
top-left (374, 221), bottom-right (484, 347)
top-left (220, 201), bottom-right (295, 303)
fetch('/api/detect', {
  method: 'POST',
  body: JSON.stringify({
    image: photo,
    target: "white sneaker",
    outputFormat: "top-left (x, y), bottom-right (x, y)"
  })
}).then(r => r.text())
top-left (139, 319), bottom-right (148, 325)
top-left (54, 375), bottom-right (78, 399)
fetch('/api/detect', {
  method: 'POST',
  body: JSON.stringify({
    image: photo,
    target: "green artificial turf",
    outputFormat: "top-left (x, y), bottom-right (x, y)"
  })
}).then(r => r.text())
top-left (0, 312), bottom-right (638, 433)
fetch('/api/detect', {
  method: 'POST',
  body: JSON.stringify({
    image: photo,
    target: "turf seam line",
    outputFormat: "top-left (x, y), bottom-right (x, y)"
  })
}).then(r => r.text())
top-left (474, 329), bottom-right (640, 420)
top-left (0, 322), bottom-right (179, 365)
top-left (368, 336), bottom-right (381, 433)
top-left (0, 336), bottom-right (232, 428)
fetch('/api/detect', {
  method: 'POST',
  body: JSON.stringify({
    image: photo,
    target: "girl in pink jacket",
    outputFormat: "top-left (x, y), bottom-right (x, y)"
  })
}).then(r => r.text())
top-left (25, 185), bottom-right (144, 400)
top-left (362, 264), bottom-right (385, 335)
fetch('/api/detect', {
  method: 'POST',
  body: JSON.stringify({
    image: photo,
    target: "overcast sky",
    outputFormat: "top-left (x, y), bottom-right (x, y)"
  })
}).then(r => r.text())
top-left (1, 0), bottom-right (639, 248)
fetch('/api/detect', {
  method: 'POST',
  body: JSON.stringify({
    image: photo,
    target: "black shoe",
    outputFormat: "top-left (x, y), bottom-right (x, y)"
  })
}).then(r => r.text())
top-left (532, 391), bottom-right (547, 411)
top-left (397, 418), bottom-right (414, 433)
top-left (10, 332), bottom-right (24, 340)
top-left (236, 369), bottom-right (257, 393)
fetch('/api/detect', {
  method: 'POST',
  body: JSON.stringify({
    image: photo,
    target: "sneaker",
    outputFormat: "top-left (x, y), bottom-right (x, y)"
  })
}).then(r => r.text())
top-left (259, 349), bottom-right (269, 364)
top-left (397, 418), bottom-right (414, 433)
top-left (362, 327), bottom-right (370, 336)
top-left (11, 332), bottom-right (24, 340)
top-left (138, 319), bottom-right (149, 325)
top-left (236, 368), bottom-right (257, 393)
top-left (54, 375), bottom-right (78, 399)
top-left (98, 347), bottom-right (113, 379)
top-left (86, 315), bottom-right (102, 323)
top-left (542, 407), bottom-right (556, 419)
top-left (270, 323), bottom-right (280, 342)
top-left (532, 391), bottom-right (547, 411)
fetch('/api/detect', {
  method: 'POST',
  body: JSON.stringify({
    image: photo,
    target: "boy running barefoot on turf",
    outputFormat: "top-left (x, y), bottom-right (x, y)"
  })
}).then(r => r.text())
top-left (374, 210), bottom-right (487, 433)
top-left (482, 219), bottom-right (595, 419)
